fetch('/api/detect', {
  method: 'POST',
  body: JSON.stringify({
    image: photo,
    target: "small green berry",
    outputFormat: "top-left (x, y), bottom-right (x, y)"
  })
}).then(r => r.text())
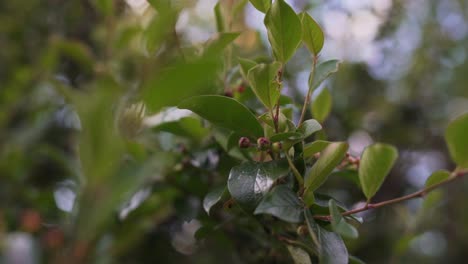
top-left (271, 142), bottom-right (282, 153)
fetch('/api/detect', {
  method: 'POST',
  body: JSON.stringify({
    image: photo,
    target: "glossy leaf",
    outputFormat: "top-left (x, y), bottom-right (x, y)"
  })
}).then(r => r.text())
top-left (297, 119), bottom-right (322, 138)
top-left (300, 12), bottom-right (324, 55)
top-left (309, 60), bottom-right (340, 91)
top-left (247, 62), bottom-right (282, 109)
top-left (359, 143), bottom-right (398, 200)
top-left (425, 170), bottom-right (450, 188)
top-left (304, 142), bottom-right (348, 192)
top-left (311, 88), bottom-right (332, 123)
top-left (249, 0), bottom-right (271, 13)
top-left (203, 186), bottom-right (226, 215)
top-left (445, 113), bottom-right (468, 168)
top-left (264, 0), bottom-right (302, 63)
top-left (228, 160), bottom-right (290, 211)
top-left (329, 200), bottom-right (358, 239)
top-left (178, 95), bottom-right (263, 138)
top-left (303, 140), bottom-right (331, 158)
top-left (254, 185), bottom-right (303, 223)
top-left (287, 245), bottom-right (312, 264)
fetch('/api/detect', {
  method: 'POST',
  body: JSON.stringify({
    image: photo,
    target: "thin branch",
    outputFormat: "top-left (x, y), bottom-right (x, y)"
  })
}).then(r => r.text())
top-left (313, 169), bottom-right (468, 221)
top-left (298, 55), bottom-right (318, 126)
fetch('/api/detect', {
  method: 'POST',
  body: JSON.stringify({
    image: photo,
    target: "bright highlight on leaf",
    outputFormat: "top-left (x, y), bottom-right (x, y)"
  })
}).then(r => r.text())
top-left (359, 143), bottom-right (398, 200)
top-left (178, 95), bottom-right (264, 138)
top-left (264, 0), bottom-right (302, 63)
top-left (445, 113), bottom-right (468, 168)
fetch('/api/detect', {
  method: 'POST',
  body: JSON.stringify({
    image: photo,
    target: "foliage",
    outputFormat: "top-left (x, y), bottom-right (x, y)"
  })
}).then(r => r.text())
top-left (1, 0), bottom-right (467, 263)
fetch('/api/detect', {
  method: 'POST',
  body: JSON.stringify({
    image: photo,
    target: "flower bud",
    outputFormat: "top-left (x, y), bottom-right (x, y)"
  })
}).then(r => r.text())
top-left (238, 137), bottom-right (251, 148)
top-left (257, 137), bottom-right (271, 151)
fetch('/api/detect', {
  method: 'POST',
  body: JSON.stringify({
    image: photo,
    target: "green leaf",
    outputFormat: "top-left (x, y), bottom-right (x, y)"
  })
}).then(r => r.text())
top-left (309, 60), bottom-right (340, 91)
top-left (303, 190), bottom-right (315, 207)
top-left (300, 12), bottom-right (324, 55)
top-left (445, 113), bottom-right (468, 168)
top-left (249, 0), bottom-right (271, 13)
top-left (304, 209), bottom-right (348, 264)
top-left (254, 185), bottom-right (303, 223)
top-left (425, 170), bottom-right (451, 188)
top-left (247, 62), bottom-right (282, 109)
top-left (178, 95), bottom-right (263, 138)
top-left (329, 200), bottom-right (358, 239)
top-left (287, 245), bottom-right (312, 264)
top-left (228, 160), bottom-right (290, 211)
top-left (205, 32), bottom-right (240, 55)
top-left (203, 186), bottom-right (226, 215)
top-left (270, 132), bottom-right (303, 142)
top-left (311, 88), bottom-right (332, 123)
top-left (152, 116), bottom-right (208, 140)
top-left (349, 256), bottom-right (366, 264)
top-left (264, 0), bottom-right (302, 63)
top-left (303, 140), bottom-right (331, 158)
top-left (359, 143), bottom-right (398, 200)
top-left (304, 142), bottom-right (348, 192)
top-left (214, 2), bottom-right (225, 32)
top-left (238, 58), bottom-right (257, 80)
top-left (297, 119), bottom-right (322, 138)
top-left (330, 170), bottom-right (361, 188)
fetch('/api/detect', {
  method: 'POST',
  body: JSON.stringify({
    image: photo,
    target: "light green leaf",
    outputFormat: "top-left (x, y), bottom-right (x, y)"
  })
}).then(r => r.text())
top-left (309, 60), bottom-right (340, 91)
top-left (203, 186), bottom-right (226, 215)
top-left (359, 143), bottom-right (398, 200)
top-left (228, 160), bottom-right (290, 211)
top-left (249, 0), bottom-right (271, 13)
top-left (178, 95), bottom-right (263, 138)
top-left (303, 140), bottom-right (331, 158)
top-left (425, 170), bottom-right (451, 188)
top-left (254, 185), bottom-right (303, 223)
top-left (238, 58), bottom-right (257, 80)
top-left (205, 32), bottom-right (240, 55)
top-left (297, 119), bottom-right (322, 138)
top-left (287, 245), bottom-right (312, 264)
top-left (214, 2), bottom-right (225, 32)
top-left (304, 142), bottom-right (348, 192)
top-left (329, 200), bottom-right (358, 239)
top-left (247, 62), bottom-right (282, 109)
top-left (312, 88), bottom-right (332, 123)
top-left (300, 12), bottom-right (324, 55)
top-left (264, 0), bottom-right (302, 63)
top-left (445, 113), bottom-right (468, 168)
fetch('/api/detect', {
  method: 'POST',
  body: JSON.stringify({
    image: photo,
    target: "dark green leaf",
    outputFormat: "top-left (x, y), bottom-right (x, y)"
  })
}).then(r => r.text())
top-left (425, 170), bottom-right (451, 188)
top-left (309, 60), bottom-right (340, 91)
top-left (304, 142), bottom-right (348, 192)
top-left (264, 0), bottom-right (302, 63)
top-left (270, 132), bottom-right (303, 142)
top-left (247, 62), bottom-right (282, 109)
top-left (359, 143), bottom-right (398, 200)
top-left (329, 200), bottom-right (358, 239)
top-left (178, 95), bottom-right (263, 138)
top-left (300, 12), bottom-right (324, 55)
top-left (228, 160), bottom-right (290, 211)
top-left (297, 119), bottom-right (322, 138)
top-left (445, 113), bottom-right (468, 168)
top-left (203, 186), bottom-right (226, 215)
top-left (249, 0), bottom-right (271, 13)
top-left (311, 88), bottom-right (332, 123)
top-left (330, 170), bottom-right (361, 188)
top-left (287, 245), bottom-right (312, 264)
top-left (303, 140), bottom-right (331, 158)
top-left (254, 185), bottom-right (303, 223)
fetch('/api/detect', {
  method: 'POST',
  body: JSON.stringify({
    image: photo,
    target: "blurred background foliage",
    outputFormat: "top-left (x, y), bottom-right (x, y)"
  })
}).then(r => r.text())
top-left (0, 0), bottom-right (467, 263)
